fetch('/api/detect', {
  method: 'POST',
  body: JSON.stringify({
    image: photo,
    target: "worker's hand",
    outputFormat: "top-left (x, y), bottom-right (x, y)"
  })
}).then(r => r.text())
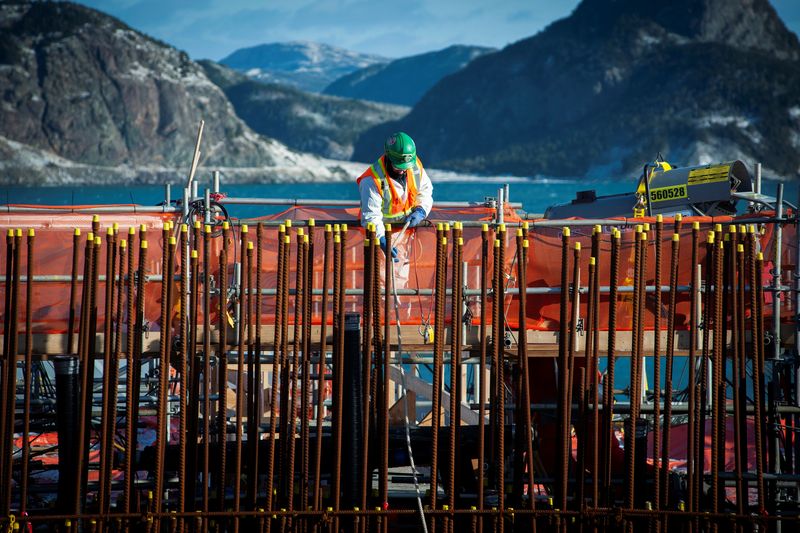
top-left (379, 236), bottom-right (399, 262)
top-left (407, 207), bottom-right (426, 228)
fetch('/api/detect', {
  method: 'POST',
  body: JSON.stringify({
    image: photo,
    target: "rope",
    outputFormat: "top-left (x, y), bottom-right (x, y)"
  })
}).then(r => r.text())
top-left (390, 221), bottom-right (429, 533)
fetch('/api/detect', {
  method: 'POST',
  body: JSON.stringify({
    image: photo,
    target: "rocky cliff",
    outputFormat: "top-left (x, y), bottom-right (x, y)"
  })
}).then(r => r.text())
top-left (0, 2), bottom-right (352, 185)
top-left (353, 0), bottom-right (800, 179)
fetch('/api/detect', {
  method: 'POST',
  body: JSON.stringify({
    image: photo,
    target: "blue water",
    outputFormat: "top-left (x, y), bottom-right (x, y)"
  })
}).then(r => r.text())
top-left (4, 176), bottom-right (795, 219)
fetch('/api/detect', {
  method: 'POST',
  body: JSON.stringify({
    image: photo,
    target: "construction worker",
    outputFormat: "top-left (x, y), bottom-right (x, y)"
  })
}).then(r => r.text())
top-left (357, 131), bottom-right (433, 259)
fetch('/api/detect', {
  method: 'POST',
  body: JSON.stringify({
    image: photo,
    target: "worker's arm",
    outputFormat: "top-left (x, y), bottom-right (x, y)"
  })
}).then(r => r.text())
top-left (416, 166), bottom-right (434, 216)
top-left (359, 178), bottom-right (386, 240)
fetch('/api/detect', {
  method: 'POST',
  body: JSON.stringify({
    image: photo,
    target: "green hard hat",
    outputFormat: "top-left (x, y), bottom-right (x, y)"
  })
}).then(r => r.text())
top-left (384, 132), bottom-right (416, 170)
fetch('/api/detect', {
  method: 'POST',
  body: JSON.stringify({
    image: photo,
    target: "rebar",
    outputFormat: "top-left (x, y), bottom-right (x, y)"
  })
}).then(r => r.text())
top-left (19, 229), bottom-right (34, 515)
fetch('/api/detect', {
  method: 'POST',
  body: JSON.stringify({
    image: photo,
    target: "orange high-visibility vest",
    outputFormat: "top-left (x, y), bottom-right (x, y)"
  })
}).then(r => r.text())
top-left (356, 155), bottom-right (423, 222)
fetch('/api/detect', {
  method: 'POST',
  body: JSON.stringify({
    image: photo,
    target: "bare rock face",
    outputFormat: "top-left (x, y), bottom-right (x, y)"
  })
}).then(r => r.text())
top-left (0, 1), bottom-right (347, 183)
top-left (353, 0), bottom-right (800, 179)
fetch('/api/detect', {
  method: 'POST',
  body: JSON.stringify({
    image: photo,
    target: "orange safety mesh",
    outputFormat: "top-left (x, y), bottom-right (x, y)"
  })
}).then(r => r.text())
top-left (0, 206), bottom-right (793, 337)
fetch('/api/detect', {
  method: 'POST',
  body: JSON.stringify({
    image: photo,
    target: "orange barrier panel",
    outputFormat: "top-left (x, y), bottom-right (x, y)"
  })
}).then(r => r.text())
top-left (0, 206), bottom-right (793, 338)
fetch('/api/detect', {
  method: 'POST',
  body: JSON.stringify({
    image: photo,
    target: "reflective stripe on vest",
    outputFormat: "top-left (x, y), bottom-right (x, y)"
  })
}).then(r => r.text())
top-left (357, 155), bottom-right (422, 221)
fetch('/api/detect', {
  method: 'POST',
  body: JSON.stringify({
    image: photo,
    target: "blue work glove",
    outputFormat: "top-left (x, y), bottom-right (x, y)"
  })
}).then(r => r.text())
top-left (407, 207), bottom-right (426, 228)
top-left (379, 236), bottom-right (399, 262)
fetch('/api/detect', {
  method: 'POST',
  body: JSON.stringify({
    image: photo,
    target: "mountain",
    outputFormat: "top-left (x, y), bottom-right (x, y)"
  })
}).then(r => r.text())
top-left (219, 41), bottom-right (387, 93)
top-left (353, 0), bottom-right (800, 179)
top-left (324, 45), bottom-right (495, 106)
top-left (200, 60), bottom-right (409, 160)
top-left (0, 1), bottom-right (354, 185)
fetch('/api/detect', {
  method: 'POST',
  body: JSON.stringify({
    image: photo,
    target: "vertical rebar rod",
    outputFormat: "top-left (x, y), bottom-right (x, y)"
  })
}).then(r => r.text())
top-left (477, 223), bottom-right (489, 533)
top-left (97, 227), bottom-right (116, 530)
top-left (557, 227), bottom-right (570, 514)
top-left (153, 232), bottom-right (176, 531)
top-left (381, 224), bottom-right (392, 533)
top-left (216, 224), bottom-right (229, 513)
top-left (359, 227), bottom-right (374, 530)
top-left (331, 226), bottom-right (344, 532)
top-left (0, 230), bottom-right (13, 511)
top-left (176, 226), bottom-right (189, 532)
top-left (652, 217), bottom-right (663, 527)
top-left (278, 223), bottom-right (292, 511)
top-left (300, 222), bottom-right (313, 518)
top-left (370, 225), bottom-right (383, 533)
top-left (578, 254), bottom-right (595, 512)
top-left (233, 225), bottom-right (249, 533)
top-left (565, 239), bottom-right (580, 514)
top-left (590, 225), bottom-right (601, 517)
top-left (711, 237), bottom-right (724, 520)
top-left (73, 233), bottom-right (95, 521)
top-left (251, 223), bottom-right (265, 511)
top-left (687, 220), bottom-right (698, 517)
top-left (737, 241), bottom-right (749, 518)
top-left (496, 225), bottom-right (507, 533)
top-left (202, 224), bottom-right (213, 524)
top-left (603, 229), bottom-right (620, 507)
top-left (67, 229), bottom-right (81, 355)
top-left (517, 233), bottom-right (536, 531)
top-left (696, 230), bottom-right (715, 518)
top-left (625, 227), bottom-right (643, 525)
top-left (266, 227), bottom-right (285, 532)
top-left (2, 229), bottom-right (21, 516)
top-left (246, 240), bottom-right (257, 514)
top-left (447, 224), bottom-right (463, 529)
top-left (753, 248), bottom-right (766, 514)
top-left (186, 225), bottom-right (201, 512)
top-left (314, 225), bottom-right (330, 511)
top-left (430, 224), bottom-right (446, 533)
top-left (122, 227), bottom-right (142, 517)
top-left (660, 232), bottom-right (680, 515)
top-left (19, 229), bottom-right (34, 515)
top-left (287, 228), bottom-right (305, 528)
top-left (106, 230), bottom-right (125, 523)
